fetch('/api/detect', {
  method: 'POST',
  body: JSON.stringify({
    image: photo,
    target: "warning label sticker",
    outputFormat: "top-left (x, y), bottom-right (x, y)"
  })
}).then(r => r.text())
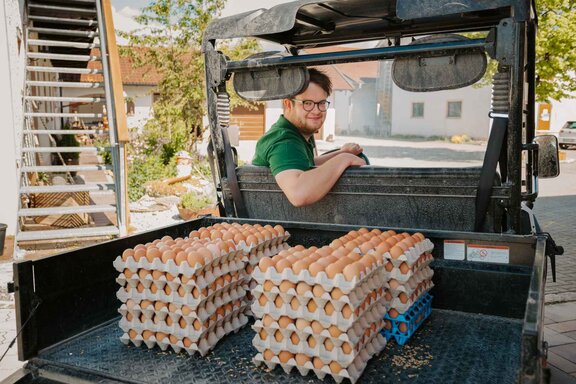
top-left (444, 240), bottom-right (466, 260)
top-left (467, 244), bottom-right (510, 264)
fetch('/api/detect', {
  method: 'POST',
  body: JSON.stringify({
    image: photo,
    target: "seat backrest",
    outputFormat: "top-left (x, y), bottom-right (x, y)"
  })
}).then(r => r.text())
top-left (232, 166), bottom-right (503, 232)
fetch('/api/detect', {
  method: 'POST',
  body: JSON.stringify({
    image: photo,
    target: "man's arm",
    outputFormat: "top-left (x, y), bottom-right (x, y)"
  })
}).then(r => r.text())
top-left (314, 143), bottom-right (364, 166)
top-left (275, 153), bottom-right (365, 207)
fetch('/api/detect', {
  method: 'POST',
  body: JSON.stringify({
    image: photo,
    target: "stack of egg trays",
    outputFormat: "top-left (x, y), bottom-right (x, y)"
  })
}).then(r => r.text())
top-left (251, 261), bottom-right (388, 384)
top-left (243, 232), bottom-right (291, 315)
top-left (380, 238), bottom-right (435, 312)
top-left (114, 241), bottom-right (250, 356)
top-left (381, 293), bottom-right (433, 346)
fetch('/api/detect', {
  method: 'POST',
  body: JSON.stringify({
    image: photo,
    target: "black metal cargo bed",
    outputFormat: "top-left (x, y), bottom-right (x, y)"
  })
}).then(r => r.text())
top-left (25, 309), bottom-right (522, 384)
top-left (11, 218), bottom-right (545, 384)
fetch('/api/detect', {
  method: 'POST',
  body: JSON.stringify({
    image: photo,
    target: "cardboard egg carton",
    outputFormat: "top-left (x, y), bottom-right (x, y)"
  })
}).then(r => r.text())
top-left (251, 319), bottom-right (385, 366)
top-left (380, 248), bottom-right (434, 269)
top-left (116, 274), bottom-right (247, 307)
top-left (113, 247), bottom-right (246, 282)
top-left (252, 261), bottom-right (386, 295)
top-left (253, 332), bottom-right (387, 384)
top-left (189, 230), bottom-right (291, 254)
top-left (386, 275), bottom-right (434, 300)
top-left (120, 311), bottom-right (249, 356)
top-left (119, 302), bottom-right (248, 340)
top-left (252, 310), bottom-right (385, 348)
top-left (244, 243), bottom-right (291, 266)
top-left (118, 284), bottom-right (246, 323)
top-left (252, 296), bottom-right (387, 334)
top-left (251, 285), bottom-right (384, 313)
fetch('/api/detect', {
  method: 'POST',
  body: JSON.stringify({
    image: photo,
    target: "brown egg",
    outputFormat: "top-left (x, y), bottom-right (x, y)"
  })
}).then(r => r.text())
top-left (295, 353), bottom-right (311, 366)
top-left (136, 283), bottom-right (145, 293)
top-left (259, 329), bottom-right (268, 340)
top-left (273, 225), bottom-right (285, 236)
top-left (328, 325), bottom-right (342, 338)
top-left (385, 237), bottom-right (399, 247)
top-left (274, 330), bottom-right (284, 342)
top-left (142, 330), bottom-right (154, 340)
top-left (278, 316), bottom-right (293, 328)
top-left (308, 262), bottom-right (324, 277)
top-left (275, 259), bottom-right (292, 272)
top-left (342, 304), bottom-right (352, 319)
top-left (122, 249), bottom-right (135, 261)
top-left (290, 332), bottom-right (300, 345)
top-left (274, 296), bottom-right (284, 308)
top-left (187, 251), bottom-right (204, 268)
top-left (313, 356), bottom-right (324, 369)
top-left (178, 317), bottom-right (187, 328)
top-left (330, 239), bottom-right (344, 249)
top-left (182, 337), bottom-right (192, 348)
top-left (311, 284), bottom-right (324, 297)
top-left (399, 292), bottom-right (409, 303)
top-left (399, 262), bottom-right (410, 274)
top-left (292, 259), bottom-right (311, 274)
top-left (165, 273), bottom-right (175, 282)
top-left (331, 287), bottom-right (344, 300)
top-left (165, 316), bottom-right (174, 326)
top-left (151, 270), bottom-right (164, 280)
top-left (390, 246), bottom-right (404, 259)
top-left (197, 247), bottom-right (213, 264)
top-left (307, 335), bottom-right (317, 348)
top-left (389, 279), bottom-right (400, 289)
top-left (169, 334), bottom-right (179, 344)
top-left (359, 242), bottom-right (374, 254)
top-left (278, 350), bottom-right (293, 363)
top-left (324, 338), bottom-right (335, 351)
top-left (296, 282), bottom-right (312, 295)
top-left (164, 285), bottom-right (172, 295)
top-left (341, 342), bottom-right (352, 354)
top-left (325, 263), bottom-right (344, 279)
top-left (233, 233), bottom-right (246, 244)
top-left (310, 320), bottom-right (324, 334)
top-left (290, 297), bottom-right (300, 311)
top-left (174, 251), bottom-right (187, 266)
top-left (263, 280), bottom-right (274, 292)
top-left (396, 241), bottom-right (409, 252)
top-left (343, 263), bottom-right (362, 281)
top-left (324, 302), bottom-right (335, 316)
top-left (388, 308), bottom-right (399, 318)
top-left (245, 235), bottom-right (258, 247)
top-left (329, 361), bottom-right (342, 374)
top-left (295, 318), bottom-right (309, 330)
top-left (262, 315), bottom-right (274, 327)
top-left (307, 299), bottom-right (318, 313)
top-left (138, 269), bottom-right (151, 279)
top-left (348, 252), bottom-right (362, 262)
top-left (279, 280), bottom-right (296, 293)
top-left (385, 291), bottom-right (393, 301)
top-left (385, 261), bottom-right (394, 272)
top-left (156, 332), bottom-right (168, 342)
top-left (177, 286), bottom-right (186, 297)
top-left (263, 349), bottom-right (274, 361)
top-left (191, 287), bottom-right (200, 299)
top-left (399, 322), bottom-right (408, 333)
top-left (126, 312), bottom-right (134, 322)
top-left (145, 247), bottom-right (161, 263)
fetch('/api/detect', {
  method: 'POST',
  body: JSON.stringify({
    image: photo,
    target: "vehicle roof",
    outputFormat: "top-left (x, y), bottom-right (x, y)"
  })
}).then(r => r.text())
top-left (204, 0), bottom-right (518, 49)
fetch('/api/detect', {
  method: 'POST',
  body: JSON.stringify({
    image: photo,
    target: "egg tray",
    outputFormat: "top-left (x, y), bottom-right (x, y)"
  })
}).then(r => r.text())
top-left (251, 294), bottom-right (387, 333)
top-left (118, 284), bottom-right (246, 324)
top-left (116, 257), bottom-right (247, 295)
top-left (244, 242), bottom-right (291, 266)
top-left (382, 293), bottom-right (433, 346)
top-left (120, 311), bottom-right (249, 357)
top-left (380, 238), bottom-right (434, 267)
top-left (252, 259), bottom-right (386, 295)
top-left (113, 248), bottom-right (247, 284)
top-left (386, 270), bottom-right (434, 298)
top-left (251, 319), bottom-right (385, 366)
top-left (116, 274), bottom-right (247, 308)
top-left (387, 284), bottom-right (434, 314)
top-left (189, 231), bottom-right (291, 254)
top-left (253, 332), bottom-right (387, 384)
top-left (386, 264), bottom-right (434, 288)
top-left (251, 285), bottom-right (384, 316)
top-left (120, 302), bottom-right (249, 343)
top-left (385, 253), bottom-right (433, 280)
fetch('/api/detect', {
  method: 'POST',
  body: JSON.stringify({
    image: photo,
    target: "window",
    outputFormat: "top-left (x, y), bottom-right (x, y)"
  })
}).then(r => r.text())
top-left (412, 102), bottom-right (424, 118)
top-left (126, 98), bottom-right (135, 116)
top-left (447, 101), bottom-right (462, 118)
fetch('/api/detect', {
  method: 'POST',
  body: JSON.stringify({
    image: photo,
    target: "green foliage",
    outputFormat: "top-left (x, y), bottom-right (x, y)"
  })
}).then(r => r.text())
top-left (179, 192), bottom-right (211, 211)
top-left (471, 1), bottom-right (576, 102)
top-left (118, 0), bottom-right (260, 154)
top-left (55, 123), bottom-right (80, 161)
top-left (93, 137), bottom-right (112, 165)
top-left (127, 155), bottom-right (176, 201)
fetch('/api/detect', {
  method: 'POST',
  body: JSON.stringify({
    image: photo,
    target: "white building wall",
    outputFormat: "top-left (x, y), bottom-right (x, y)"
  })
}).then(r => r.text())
top-left (0, 0), bottom-right (25, 236)
top-left (124, 85), bottom-right (156, 130)
top-left (391, 84), bottom-right (492, 140)
top-left (542, 98), bottom-right (576, 134)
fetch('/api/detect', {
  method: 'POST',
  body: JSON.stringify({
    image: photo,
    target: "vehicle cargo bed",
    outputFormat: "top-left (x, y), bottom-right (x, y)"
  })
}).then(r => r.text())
top-left (28, 310), bottom-right (522, 384)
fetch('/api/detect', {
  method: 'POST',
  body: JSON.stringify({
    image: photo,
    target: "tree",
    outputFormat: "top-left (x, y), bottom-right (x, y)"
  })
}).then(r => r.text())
top-left (535, 0), bottom-right (576, 102)
top-left (119, 0), bottom-right (259, 160)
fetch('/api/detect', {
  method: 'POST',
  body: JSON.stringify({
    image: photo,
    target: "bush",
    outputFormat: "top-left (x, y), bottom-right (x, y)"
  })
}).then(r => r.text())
top-left (179, 192), bottom-right (211, 211)
top-left (55, 123), bottom-right (80, 162)
top-left (127, 155), bottom-right (176, 201)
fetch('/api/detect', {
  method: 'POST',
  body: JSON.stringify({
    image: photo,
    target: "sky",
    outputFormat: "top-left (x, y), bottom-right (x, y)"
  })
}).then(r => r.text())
top-left (111, 0), bottom-right (291, 44)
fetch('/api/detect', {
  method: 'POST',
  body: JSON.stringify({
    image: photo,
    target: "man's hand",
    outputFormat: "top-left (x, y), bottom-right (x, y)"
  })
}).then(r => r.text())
top-left (340, 142), bottom-right (364, 155)
top-left (341, 152), bottom-right (366, 167)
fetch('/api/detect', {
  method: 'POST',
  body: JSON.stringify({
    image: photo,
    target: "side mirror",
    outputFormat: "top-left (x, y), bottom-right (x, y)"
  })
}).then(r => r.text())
top-left (534, 135), bottom-right (560, 179)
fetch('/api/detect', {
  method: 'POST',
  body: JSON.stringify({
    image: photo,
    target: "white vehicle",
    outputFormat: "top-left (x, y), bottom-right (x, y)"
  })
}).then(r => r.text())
top-left (559, 121), bottom-right (576, 149)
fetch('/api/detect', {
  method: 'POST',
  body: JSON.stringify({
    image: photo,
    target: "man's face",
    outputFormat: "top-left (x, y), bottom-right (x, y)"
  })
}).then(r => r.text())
top-left (283, 82), bottom-right (328, 137)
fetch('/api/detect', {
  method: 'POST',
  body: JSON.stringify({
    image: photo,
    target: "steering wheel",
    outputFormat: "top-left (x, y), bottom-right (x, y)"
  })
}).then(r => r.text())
top-left (321, 148), bottom-right (370, 165)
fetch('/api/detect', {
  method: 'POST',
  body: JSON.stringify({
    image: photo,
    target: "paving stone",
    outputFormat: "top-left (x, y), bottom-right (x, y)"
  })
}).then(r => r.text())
top-left (546, 328), bottom-right (576, 347)
top-left (546, 303), bottom-right (576, 323)
top-left (549, 321), bottom-right (576, 334)
top-left (565, 332), bottom-right (576, 341)
top-left (551, 343), bottom-right (576, 365)
top-left (549, 351), bottom-right (576, 374)
top-left (549, 366), bottom-right (576, 384)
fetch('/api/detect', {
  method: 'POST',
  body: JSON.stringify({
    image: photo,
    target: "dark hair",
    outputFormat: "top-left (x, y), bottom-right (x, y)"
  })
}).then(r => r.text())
top-left (305, 68), bottom-right (332, 96)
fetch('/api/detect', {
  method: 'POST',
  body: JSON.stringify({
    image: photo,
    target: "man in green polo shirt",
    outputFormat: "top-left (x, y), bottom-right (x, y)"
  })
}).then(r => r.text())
top-left (252, 68), bottom-right (365, 207)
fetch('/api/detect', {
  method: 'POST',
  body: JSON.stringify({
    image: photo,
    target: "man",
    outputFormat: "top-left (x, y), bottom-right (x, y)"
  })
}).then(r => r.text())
top-left (252, 68), bottom-right (366, 207)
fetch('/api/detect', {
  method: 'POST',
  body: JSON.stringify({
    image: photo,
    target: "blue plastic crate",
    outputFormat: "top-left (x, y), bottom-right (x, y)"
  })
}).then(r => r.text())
top-left (381, 292), bottom-right (433, 345)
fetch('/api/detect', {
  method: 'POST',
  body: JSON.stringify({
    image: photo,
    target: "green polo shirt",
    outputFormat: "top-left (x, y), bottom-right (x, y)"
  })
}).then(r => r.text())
top-left (252, 115), bottom-right (316, 176)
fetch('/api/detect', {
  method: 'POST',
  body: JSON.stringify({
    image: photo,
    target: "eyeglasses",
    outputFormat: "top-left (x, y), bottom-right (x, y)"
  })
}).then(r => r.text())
top-left (291, 99), bottom-right (331, 112)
